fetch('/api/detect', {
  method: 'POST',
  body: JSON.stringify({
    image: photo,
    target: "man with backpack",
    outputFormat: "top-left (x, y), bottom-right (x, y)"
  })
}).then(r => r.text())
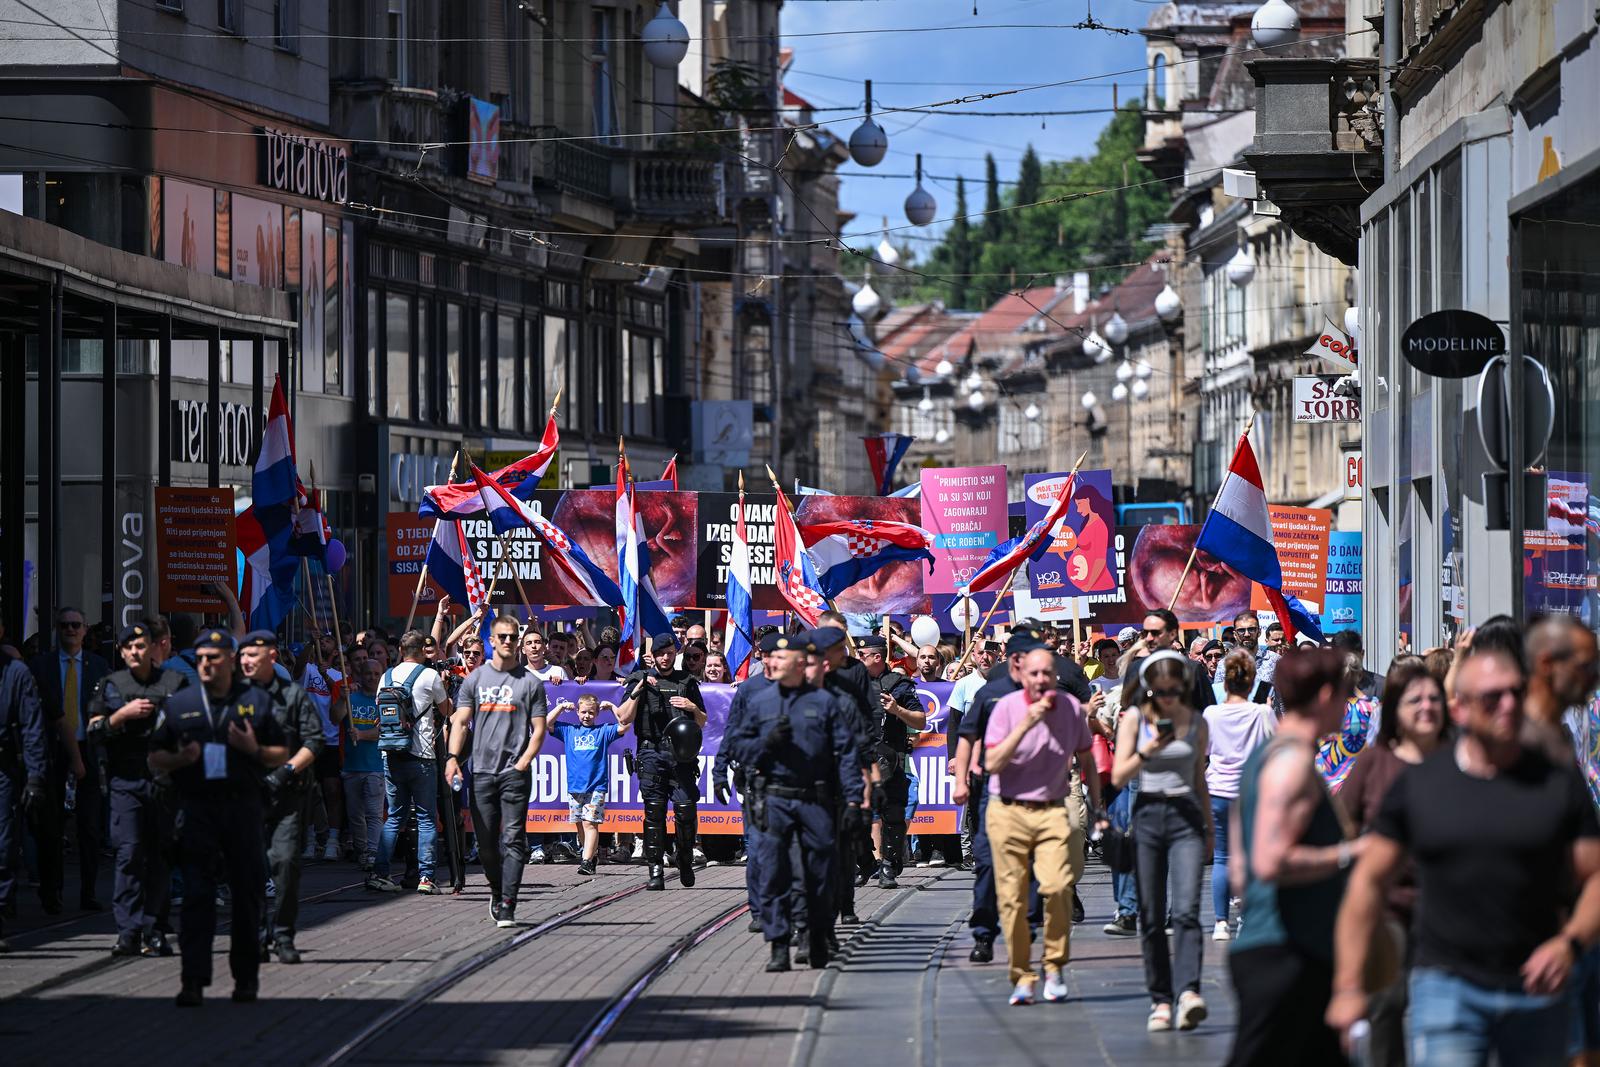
top-left (366, 631), bottom-right (452, 896)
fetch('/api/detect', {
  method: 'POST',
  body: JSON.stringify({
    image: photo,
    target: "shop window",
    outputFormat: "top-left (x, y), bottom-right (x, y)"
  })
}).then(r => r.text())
top-left (386, 293), bottom-right (413, 420)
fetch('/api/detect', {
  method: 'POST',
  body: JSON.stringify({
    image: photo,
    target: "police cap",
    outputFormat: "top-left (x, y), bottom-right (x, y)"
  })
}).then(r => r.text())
top-left (805, 627), bottom-right (846, 653)
top-left (117, 623), bottom-right (150, 646)
top-left (856, 635), bottom-right (888, 651)
top-left (767, 633), bottom-right (812, 653)
top-left (1006, 625), bottom-right (1049, 657)
top-left (194, 628), bottom-right (237, 653)
top-left (241, 629), bottom-right (278, 649)
top-left (758, 632), bottom-right (786, 653)
top-left (649, 632), bottom-right (678, 650)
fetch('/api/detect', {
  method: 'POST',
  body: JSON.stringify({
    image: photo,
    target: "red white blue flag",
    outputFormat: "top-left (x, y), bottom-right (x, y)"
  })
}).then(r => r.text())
top-left (419, 415), bottom-right (559, 518)
top-left (725, 485), bottom-right (754, 680)
top-left (772, 486), bottom-right (829, 626)
top-left (863, 433), bottom-right (914, 496)
top-left (961, 470), bottom-right (1078, 595)
top-left (799, 518), bottom-right (935, 600)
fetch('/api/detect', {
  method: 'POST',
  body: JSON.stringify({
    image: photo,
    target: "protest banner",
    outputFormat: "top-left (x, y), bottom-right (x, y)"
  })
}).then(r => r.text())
top-left (1525, 471), bottom-right (1594, 619)
top-left (920, 466), bottom-right (1007, 594)
top-left (154, 487), bottom-right (236, 612)
top-left (1024, 469), bottom-right (1117, 597)
top-left (385, 512), bottom-right (445, 614)
top-left (1325, 531), bottom-right (1363, 632)
top-left (1251, 506), bottom-right (1333, 612)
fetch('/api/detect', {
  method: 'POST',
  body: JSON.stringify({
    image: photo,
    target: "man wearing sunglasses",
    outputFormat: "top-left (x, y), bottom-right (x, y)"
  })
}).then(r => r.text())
top-left (28, 607), bottom-right (110, 914)
top-left (1212, 610), bottom-right (1277, 704)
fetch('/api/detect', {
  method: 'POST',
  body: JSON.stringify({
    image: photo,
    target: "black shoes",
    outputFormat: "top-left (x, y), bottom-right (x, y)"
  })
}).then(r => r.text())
top-left (144, 931), bottom-right (173, 957)
top-left (853, 869), bottom-right (872, 887)
top-left (1102, 914), bottom-right (1137, 936)
top-left (577, 858), bottom-right (597, 877)
top-left (808, 929), bottom-right (830, 969)
top-left (840, 911), bottom-right (859, 925)
top-left (877, 860), bottom-right (899, 890)
top-left (1072, 891), bottom-right (1085, 924)
top-left (175, 983), bottom-right (203, 1007)
top-left (746, 916), bottom-right (762, 933)
top-left (496, 902), bottom-right (517, 929)
top-left (678, 857), bottom-right (695, 888)
top-left (275, 938), bottom-right (301, 964)
top-left (231, 983), bottom-right (258, 1003)
top-left (794, 936), bottom-right (810, 966)
top-left (112, 933), bottom-right (143, 957)
top-left (766, 939), bottom-right (791, 972)
top-left (969, 937), bottom-right (994, 964)
top-left (80, 896), bottom-right (103, 912)
top-left (646, 864), bottom-right (665, 891)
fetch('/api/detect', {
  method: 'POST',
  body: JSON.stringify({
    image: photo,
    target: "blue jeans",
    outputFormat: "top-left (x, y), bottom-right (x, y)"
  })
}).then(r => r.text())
top-left (1108, 782), bottom-right (1138, 919)
top-left (1409, 967), bottom-right (1569, 1066)
top-left (376, 755), bottom-right (439, 881)
top-left (1211, 794), bottom-right (1232, 923)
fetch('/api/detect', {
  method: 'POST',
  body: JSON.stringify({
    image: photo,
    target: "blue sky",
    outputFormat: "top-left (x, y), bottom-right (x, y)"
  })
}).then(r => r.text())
top-left (779, 0), bottom-right (1161, 253)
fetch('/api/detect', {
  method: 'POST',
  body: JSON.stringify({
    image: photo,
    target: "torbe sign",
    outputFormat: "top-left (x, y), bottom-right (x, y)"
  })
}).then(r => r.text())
top-left (258, 126), bottom-right (349, 205)
top-left (1400, 309), bottom-right (1505, 378)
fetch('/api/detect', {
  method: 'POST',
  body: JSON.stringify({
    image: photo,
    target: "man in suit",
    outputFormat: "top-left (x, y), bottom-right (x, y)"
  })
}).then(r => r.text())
top-left (29, 606), bottom-right (110, 912)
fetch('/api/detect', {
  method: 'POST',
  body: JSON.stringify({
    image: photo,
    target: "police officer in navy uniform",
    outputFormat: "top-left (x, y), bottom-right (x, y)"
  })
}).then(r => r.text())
top-left (712, 633), bottom-right (777, 930)
top-left (808, 622), bottom-right (875, 922)
top-left (728, 631), bottom-right (863, 972)
top-left (148, 629), bottom-right (289, 1007)
top-left (86, 623), bottom-right (187, 958)
top-left (620, 634), bottom-right (707, 891)
top-left (239, 630), bottom-right (324, 965)
top-left (0, 654), bottom-right (47, 953)
top-left (857, 635), bottom-right (927, 889)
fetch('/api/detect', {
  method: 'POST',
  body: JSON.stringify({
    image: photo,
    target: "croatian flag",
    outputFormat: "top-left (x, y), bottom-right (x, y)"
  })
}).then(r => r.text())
top-left (961, 470), bottom-right (1078, 595)
top-left (423, 519), bottom-right (493, 646)
top-left (290, 480), bottom-right (332, 562)
top-left (241, 377), bottom-right (305, 630)
top-left (799, 518), bottom-right (935, 600)
top-left (419, 415), bottom-right (560, 518)
top-left (725, 488), bottom-right (755, 680)
top-left (615, 452), bottom-right (638, 661)
top-left (468, 465), bottom-right (622, 607)
top-left (1194, 430), bottom-right (1323, 642)
top-left (863, 433), bottom-right (914, 496)
top-left (772, 486), bottom-right (829, 626)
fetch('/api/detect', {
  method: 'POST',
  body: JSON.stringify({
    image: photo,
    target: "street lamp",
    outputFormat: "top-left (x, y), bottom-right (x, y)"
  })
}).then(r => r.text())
top-left (1131, 378), bottom-right (1150, 400)
top-left (917, 389), bottom-right (933, 413)
top-left (1081, 390), bottom-right (1098, 410)
top-left (852, 278), bottom-right (882, 317)
top-left (877, 220), bottom-right (900, 267)
top-left (1112, 382), bottom-right (1129, 402)
top-left (935, 428), bottom-right (950, 444)
top-left (849, 80), bottom-right (888, 167)
top-left (1104, 310), bottom-right (1128, 346)
top-left (1226, 245), bottom-right (1256, 287)
top-left (1155, 283), bottom-right (1182, 323)
top-left (1251, 0), bottom-right (1301, 49)
top-left (1082, 332), bottom-right (1111, 363)
top-left (962, 370), bottom-right (983, 393)
top-left (935, 358), bottom-right (954, 378)
top-left (967, 390), bottom-right (987, 411)
top-left (1136, 359), bottom-right (1153, 379)
top-left (1024, 402), bottom-right (1040, 421)
top-left (905, 154), bottom-right (937, 226)
top-left (1115, 360), bottom-right (1134, 383)
top-left (641, 3), bottom-right (690, 69)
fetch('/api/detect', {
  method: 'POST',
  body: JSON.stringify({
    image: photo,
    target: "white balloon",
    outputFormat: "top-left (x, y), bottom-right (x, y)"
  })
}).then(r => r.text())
top-left (910, 616), bottom-right (942, 647)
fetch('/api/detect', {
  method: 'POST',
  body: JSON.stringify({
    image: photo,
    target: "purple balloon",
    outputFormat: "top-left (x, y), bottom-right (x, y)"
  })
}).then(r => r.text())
top-left (325, 538), bottom-right (347, 574)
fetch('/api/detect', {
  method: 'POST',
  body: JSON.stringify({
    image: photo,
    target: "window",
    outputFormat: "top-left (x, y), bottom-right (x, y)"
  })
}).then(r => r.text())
top-left (523, 318), bottom-right (541, 429)
top-left (479, 311), bottom-right (493, 429)
top-left (386, 293), bottom-right (412, 420)
top-left (444, 303), bottom-right (463, 425)
top-left (386, 0), bottom-right (409, 84)
top-left (624, 330), bottom-right (662, 437)
top-left (591, 321), bottom-right (618, 436)
top-left (591, 8), bottom-right (616, 142)
top-left (417, 300), bottom-right (432, 423)
top-left (156, 0), bottom-right (184, 11)
top-left (275, 0), bottom-right (300, 53)
top-left (365, 290), bottom-right (379, 415)
top-left (218, 0), bottom-right (238, 33)
top-left (323, 224), bottom-right (341, 394)
top-left (544, 316), bottom-right (573, 430)
top-left (1150, 55), bottom-right (1167, 109)
top-left (497, 313), bottom-right (518, 430)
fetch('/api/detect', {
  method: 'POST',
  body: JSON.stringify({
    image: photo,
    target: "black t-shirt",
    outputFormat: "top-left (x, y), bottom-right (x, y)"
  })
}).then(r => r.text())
top-left (825, 658), bottom-right (875, 764)
top-left (1374, 745), bottom-right (1600, 989)
top-left (867, 669), bottom-right (919, 753)
top-left (955, 673), bottom-right (1021, 766)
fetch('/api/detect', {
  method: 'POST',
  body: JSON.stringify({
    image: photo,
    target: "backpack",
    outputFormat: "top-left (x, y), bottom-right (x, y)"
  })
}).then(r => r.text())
top-left (376, 665), bottom-right (426, 753)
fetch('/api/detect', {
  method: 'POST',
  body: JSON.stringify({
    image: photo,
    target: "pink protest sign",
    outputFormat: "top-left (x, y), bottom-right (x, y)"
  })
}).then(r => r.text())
top-left (919, 465), bottom-right (1007, 594)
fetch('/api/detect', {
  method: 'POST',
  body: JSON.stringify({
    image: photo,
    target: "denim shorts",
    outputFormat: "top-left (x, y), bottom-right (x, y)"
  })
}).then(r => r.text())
top-left (568, 790), bottom-right (607, 825)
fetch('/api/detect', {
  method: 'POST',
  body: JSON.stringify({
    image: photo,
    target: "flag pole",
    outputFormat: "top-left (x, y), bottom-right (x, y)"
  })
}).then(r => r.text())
top-left (765, 464), bottom-right (854, 656)
top-left (1167, 410), bottom-right (1258, 612)
top-left (950, 448), bottom-right (1089, 679)
top-left (405, 446), bottom-right (465, 633)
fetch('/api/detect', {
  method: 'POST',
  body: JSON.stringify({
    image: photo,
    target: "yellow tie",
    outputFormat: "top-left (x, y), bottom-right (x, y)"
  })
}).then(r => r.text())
top-left (63, 657), bottom-right (79, 738)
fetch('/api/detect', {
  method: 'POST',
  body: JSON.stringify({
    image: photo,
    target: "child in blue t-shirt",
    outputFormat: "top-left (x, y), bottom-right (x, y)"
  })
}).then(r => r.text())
top-left (548, 694), bottom-right (628, 876)
top-left (342, 669), bottom-right (384, 870)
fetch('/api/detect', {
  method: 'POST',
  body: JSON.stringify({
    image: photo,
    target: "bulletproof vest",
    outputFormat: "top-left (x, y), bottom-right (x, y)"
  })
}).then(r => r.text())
top-left (264, 675), bottom-right (308, 751)
top-left (870, 669), bottom-right (916, 753)
top-left (100, 668), bottom-right (185, 779)
top-left (632, 669), bottom-right (697, 742)
top-left (824, 659), bottom-right (875, 740)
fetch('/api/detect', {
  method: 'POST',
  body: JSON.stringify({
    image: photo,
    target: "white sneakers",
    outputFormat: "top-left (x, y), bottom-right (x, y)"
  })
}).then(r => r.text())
top-left (1042, 970), bottom-right (1068, 1003)
top-left (1212, 920), bottom-right (1232, 942)
top-left (365, 875), bottom-right (403, 893)
top-left (1176, 991), bottom-right (1208, 1030)
top-left (1147, 1003), bottom-right (1173, 1031)
top-left (1008, 981), bottom-right (1035, 1006)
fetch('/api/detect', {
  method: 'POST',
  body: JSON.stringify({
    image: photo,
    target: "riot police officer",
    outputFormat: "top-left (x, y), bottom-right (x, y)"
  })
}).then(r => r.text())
top-left (712, 634), bottom-right (780, 932)
top-left (808, 621), bottom-right (875, 922)
top-left (87, 623), bottom-right (186, 958)
top-left (0, 655), bottom-right (46, 953)
top-left (726, 632), bottom-right (863, 972)
top-left (620, 634), bottom-right (706, 891)
top-left (239, 630), bottom-right (324, 964)
top-left (856, 635), bottom-right (927, 889)
top-left (148, 629), bottom-right (288, 1007)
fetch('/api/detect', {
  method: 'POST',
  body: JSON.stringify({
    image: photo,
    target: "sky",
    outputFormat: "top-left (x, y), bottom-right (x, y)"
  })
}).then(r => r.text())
top-left (778, 0), bottom-right (1162, 255)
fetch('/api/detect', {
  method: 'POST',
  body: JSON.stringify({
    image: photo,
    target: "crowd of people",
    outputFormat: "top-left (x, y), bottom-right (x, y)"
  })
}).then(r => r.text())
top-left (4, 594), bottom-right (1600, 1066)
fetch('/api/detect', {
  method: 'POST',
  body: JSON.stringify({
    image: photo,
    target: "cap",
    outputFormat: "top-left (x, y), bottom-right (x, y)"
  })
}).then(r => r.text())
top-left (1116, 626), bottom-right (1139, 643)
top-left (1200, 639), bottom-right (1225, 655)
top-left (422, 635), bottom-right (438, 648)
top-left (194, 628), bottom-right (236, 653)
top-left (117, 623), bottom-right (149, 646)
top-left (649, 632), bottom-right (678, 650)
top-left (806, 627), bottom-right (846, 652)
top-left (241, 630), bottom-right (278, 649)
top-left (857, 635), bottom-right (888, 651)
top-left (1006, 624), bottom-right (1049, 657)
top-left (758, 632), bottom-right (787, 653)
top-left (768, 633), bottom-right (813, 653)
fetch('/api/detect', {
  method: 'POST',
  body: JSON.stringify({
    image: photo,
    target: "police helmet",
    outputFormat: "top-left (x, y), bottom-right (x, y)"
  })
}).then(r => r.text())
top-left (665, 713), bottom-right (703, 763)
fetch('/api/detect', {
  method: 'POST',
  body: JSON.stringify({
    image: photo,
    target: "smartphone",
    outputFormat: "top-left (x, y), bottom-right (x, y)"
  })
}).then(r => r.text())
top-left (1156, 718), bottom-right (1175, 738)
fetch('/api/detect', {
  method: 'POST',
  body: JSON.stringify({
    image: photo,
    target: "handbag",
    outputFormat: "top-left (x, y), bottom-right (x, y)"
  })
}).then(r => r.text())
top-left (1101, 821), bottom-right (1136, 873)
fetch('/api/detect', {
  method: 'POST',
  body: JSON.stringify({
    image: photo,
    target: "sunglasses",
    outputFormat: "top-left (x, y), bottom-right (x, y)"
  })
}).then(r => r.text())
top-left (1203, 651), bottom-right (1223, 660)
top-left (1458, 685), bottom-right (1525, 710)
top-left (1142, 628), bottom-right (1165, 639)
top-left (1235, 627), bottom-right (1260, 635)
top-left (462, 649), bottom-right (483, 657)
top-left (57, 620), bottom-right (84, 630)
top-left (1150, 687), bottom-right (1185, 700)
top-left (492, 632), bottom-right (519, 643)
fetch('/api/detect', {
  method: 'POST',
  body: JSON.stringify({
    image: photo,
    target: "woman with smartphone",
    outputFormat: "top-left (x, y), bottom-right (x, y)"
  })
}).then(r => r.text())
top-left (1112, 650), bottom-right (1215, 1033)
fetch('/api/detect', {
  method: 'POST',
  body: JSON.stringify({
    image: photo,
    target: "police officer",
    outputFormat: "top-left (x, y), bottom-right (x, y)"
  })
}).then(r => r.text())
top-left (620, 634), bottom-right (706, 891)
top-left (808, 620), bottom-right (875, 923)
top-left (0, 655), bottom-right (47, 953)
top-left (148, 629), bottom-right (289, 1007)
top-left (857, 635), bottom-right (927, 889)
top-left (87, 623), bottom-right (186, 958)
top-left (239, 630), bottom-right (324, 965)
top-left (727, 632), bottom-right (863, 972)
top-left (712, 634), bottom-right (777, 929)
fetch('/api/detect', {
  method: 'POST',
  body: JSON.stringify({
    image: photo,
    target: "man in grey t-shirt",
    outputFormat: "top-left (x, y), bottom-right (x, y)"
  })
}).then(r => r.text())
top-left (445, 614), bottom-right (548, 928)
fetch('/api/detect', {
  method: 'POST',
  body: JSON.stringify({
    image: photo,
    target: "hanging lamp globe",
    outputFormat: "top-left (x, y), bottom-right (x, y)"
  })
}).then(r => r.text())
top-left (1081, 391), bottom-right (1098, 410)
top-left (877, 226), bottom-right (901, 267)
top-left (1115, 360), bottom-right (1134, 383)
top-left (849, 81), bottom-right (888, 166)
top-left (1344, 306), bottom-right (1361, 341)
top-left (1082, 332), bottom-right (1110, 363)
top-left (852, 280), bottom-right (882, 317)
top-left (1251, 0), bottom-right (1301, 49)
top-left (935, 358), bottom-right (954, 378)
top-left (1023, 402), bottom-right (1040, 421)
top-left (967, 390), bottom-right (987, 411)
top-left (1112, 382), bottom-right (1129, 402)
top-left (934, 428), bottom-right (951, 444)
top-left (905, 184), bottom-right (936, 226)
top-left (1104, 311), bottom-right (1129, 346)
top-left (1155, 283), bottom-right (1182, 323)
top-left (641, 3), bottom-right (690, 69)
top-left (1135, 359), bottom-right (1153, 379)
top-left (1131, 378), bottom-right (1150, 400)
top-left (917, 390), bottom-right (933, 413)
top-left (1226, 245), bottom-right (1256, 287)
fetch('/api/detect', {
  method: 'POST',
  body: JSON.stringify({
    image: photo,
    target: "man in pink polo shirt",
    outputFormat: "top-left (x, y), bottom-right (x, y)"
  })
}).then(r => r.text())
top-left (984, 647), bottom-right (1106, 1006)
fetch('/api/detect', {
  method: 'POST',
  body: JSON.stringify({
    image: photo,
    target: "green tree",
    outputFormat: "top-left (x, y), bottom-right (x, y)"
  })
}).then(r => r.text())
top-left (946, 177), bottom-right (973, 309)
top-left (980, 154), bottom-right (1003, 246)
top-left (1015, 145), bottom-right (1042, 211)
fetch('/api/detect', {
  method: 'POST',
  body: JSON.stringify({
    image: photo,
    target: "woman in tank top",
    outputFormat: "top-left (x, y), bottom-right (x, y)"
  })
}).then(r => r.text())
top-left (1225, 646), bottom-right (1361, 1067)
top-left (1112, 650), bottom-right (1214, 1034)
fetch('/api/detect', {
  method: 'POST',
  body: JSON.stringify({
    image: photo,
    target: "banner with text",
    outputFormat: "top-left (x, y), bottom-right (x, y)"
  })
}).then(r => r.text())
top-left (1024, 469), bottom-right (1118, 598)
top-left (920, 466), bottom-right (1007, 594)
top-left (1251, 506), bottom-right (1333, 612)
top-left (155, 487), bottom-right (236, 612)
top-left (1325, 531), bottom-right (1363, 632)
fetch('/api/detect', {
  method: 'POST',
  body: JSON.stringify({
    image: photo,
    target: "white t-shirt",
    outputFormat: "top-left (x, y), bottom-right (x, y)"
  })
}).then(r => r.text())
top-left (301, 663), bottom-right (344, 745)
top-left (528, 662), bottom-right (568, 687)
top-left (381, 662), bottom-right (451, 760)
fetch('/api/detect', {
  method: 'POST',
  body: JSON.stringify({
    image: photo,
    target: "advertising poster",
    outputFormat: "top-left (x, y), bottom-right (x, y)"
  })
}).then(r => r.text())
top-left (161, 178), bottom-right (214, 274)
top-left (231, 193), bottom-right (283, 288)
top-left (1251, 506), bottom-right (1333, 612)
top-left (467, 97), bottom-right (501, 184)
top-left (1525, 472), bottom-right (1594, 619)
top-left (385, 512), bottom-right (447, 615)
top-left (300, 208), bottom-right (324, 375)
top-left (920, 465), bottom-right (1007, 594)
top-left (1325, 531), bottom-right (1363, 633)
top-left (154, 487), bottom-right (236, 612)
top-left (523, 681), bottom-right (963, 834)
top-left (1024, 469), bottom-right (1117, 597)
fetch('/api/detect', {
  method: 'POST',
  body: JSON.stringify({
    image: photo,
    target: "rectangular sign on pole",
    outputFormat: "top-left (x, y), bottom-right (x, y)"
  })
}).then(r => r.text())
top-left (1023, 469), bottom-right (1118, 597)
top-left (1293, 375), bottom-right (1361, 423)
top-left (919, 465), bottom-right (1007, 594)
top-left (1325, 531), bottom-right (1363, 632)
top-left (154, 487), bottom-right (236, 612)
top-left (1251, 506), bottom-right (1333, 612)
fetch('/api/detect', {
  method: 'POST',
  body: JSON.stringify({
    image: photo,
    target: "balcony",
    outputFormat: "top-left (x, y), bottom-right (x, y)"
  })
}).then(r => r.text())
top-left (332, 83), bottom-right (443, 169)
top-left (541, 139), bottom-right (618, 204)
top-left (1242, 57), bottom-right (1383, 265)
top-left (628, 152), bottom-right (725, 223)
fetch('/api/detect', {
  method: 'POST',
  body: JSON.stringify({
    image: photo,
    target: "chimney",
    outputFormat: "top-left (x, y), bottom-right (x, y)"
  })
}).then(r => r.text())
top-left (1054, 275), bottom-right (1070, 292)
top-left (1072, 271), bottom-right (1090, 314)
